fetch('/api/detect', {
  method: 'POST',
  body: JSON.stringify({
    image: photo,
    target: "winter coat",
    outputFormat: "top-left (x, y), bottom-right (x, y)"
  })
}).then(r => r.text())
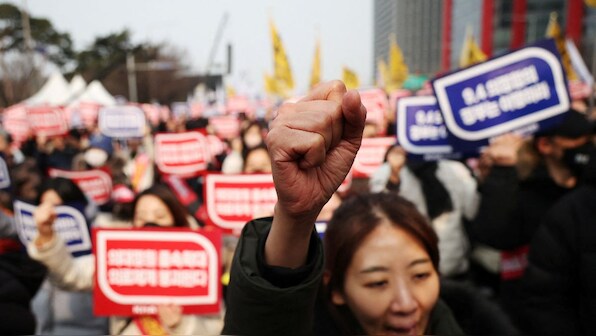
top-left (0, 251), bottom-right (47, 335)
top-left (222, 217), bottom-right (464, 336)
top-left (519, 184), bottom-right (596, 334)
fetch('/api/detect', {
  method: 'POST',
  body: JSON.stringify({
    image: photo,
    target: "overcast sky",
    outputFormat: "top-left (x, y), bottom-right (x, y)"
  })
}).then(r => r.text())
top-left (10, 0), bottom-right (374, 95)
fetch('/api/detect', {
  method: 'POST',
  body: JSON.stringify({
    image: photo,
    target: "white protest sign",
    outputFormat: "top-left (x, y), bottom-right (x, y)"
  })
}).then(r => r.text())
top-left (98, 106), bottom-right (146, 138)
top-left (13, 201), bottom-right (91, 255)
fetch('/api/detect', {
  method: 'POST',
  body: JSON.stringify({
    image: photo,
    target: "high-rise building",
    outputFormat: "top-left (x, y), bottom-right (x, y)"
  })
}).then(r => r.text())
top-left (373, 0), bottom-right (442, 78)
top-left (373, 0), bottom-right (594, 82)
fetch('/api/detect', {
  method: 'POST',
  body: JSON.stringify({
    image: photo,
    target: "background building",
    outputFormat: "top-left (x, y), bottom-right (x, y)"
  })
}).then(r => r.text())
top-left (374, 0), bottom-right (595, 81)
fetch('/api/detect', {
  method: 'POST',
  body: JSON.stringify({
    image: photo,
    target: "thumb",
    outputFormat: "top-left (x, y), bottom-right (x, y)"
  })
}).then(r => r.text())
top-left (341, 90), bottom-right (367, 147)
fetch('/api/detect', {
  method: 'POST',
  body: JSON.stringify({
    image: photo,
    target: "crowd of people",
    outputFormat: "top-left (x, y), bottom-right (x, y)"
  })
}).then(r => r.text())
top-left (0, 79), bottom-right (594, 335)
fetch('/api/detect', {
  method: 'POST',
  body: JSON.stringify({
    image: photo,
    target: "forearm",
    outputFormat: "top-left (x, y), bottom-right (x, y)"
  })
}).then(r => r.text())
top-left (27, 236), bottom-right (95, 291)
top-left (265, 204), bottom-right (318, 269)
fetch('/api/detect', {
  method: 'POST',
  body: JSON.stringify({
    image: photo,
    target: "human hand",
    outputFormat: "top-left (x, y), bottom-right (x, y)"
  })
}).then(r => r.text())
top-left (34, 203), bottom-right (56, 246)
top-left (484, 133), bottom-right (524, 167)
top-left (265, 80), bottom-right (366, 268)
top-left (266, 80), bottom-right (366, 223)
top-left (157, 304), bottom-right (183, 330)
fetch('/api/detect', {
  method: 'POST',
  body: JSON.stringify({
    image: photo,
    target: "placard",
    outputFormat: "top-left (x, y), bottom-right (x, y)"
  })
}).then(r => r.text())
top-left (93, 228), bottom-right (221, 316)
top-left (2, 104), bottom-right (30, 144)
top-left (209, 115), bottom-right (241, 140)
top-left (0, 156), bottom-right (10, 189)
top-left (360, 88), bottom-right (388, 135)
top-left (154, 132), bottom-right (209, 177)
top-left (352, 137), bottom-right (396, 178)
top-left (48, 168), bottom-right (113, 206)
top-left (433, 39), bottom-right (569, 150)
top-left (397, 96), bottom-right (459, 161)
top-left (98, 106), bottom-right (146, 138)
top-left (204, 174), bottom-right (276, 234)
top-left (27, 106), bottom-right (68, 137)
top-left (13, 200), bottom-right (91, 256)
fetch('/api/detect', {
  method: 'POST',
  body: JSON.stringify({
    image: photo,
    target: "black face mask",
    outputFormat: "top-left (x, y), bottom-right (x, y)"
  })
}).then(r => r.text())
top-left (562, 142), bottom-right (594, 179)
top-left (142, 222), bottom-right (161, 228)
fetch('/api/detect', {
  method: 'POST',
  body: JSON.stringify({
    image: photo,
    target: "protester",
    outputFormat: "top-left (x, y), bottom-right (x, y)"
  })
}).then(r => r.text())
top-left (222, 81), bottom-right (464, 335)
top-left (0, 160), bottom-right (47, 335)
top-left (470, 109), bottom-right (594, 327)
top-left (369, 144), bottom-right (478, 277)
top-left (518, 149), bottom-right (596, 334)
top-left (27, 184), bottom-right (223, 335)
top-left (28, 177), bottom-right (108, 335)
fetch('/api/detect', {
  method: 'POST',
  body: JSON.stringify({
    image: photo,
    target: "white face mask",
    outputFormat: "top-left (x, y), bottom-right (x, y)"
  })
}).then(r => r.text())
top-left (243, 134), bottom-right (262, 149)
top-left (84, 148), bottom-right (108, 167)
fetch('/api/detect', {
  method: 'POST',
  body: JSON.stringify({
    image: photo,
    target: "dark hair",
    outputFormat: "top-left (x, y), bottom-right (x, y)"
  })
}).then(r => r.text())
top-left (383, 144), bottom-right (403, 162)
top-left (132, 184), bottom-right (190, 227)
top-left (242, 143), bottom-right (270, 172)
top-left (38, 177), bottom-right (88, 206)
top-left (324, 192), bottom-right (439, 296)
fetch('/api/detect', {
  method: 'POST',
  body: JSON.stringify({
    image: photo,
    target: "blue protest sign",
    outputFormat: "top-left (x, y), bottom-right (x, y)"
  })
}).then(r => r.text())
top-left (433, 39), bottom-right (569, 150)
top-left (14, 201), bottom-right (92, 257)
top-left (98, 106), bottom-right (146, 138)
top-left (0, 156), bottom-right (10, 189)
top-left (397, 96), bottom-right (460, 161)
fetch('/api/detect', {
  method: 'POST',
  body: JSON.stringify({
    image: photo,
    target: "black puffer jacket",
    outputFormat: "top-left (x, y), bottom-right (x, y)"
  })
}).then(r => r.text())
top-left (520, 183), bottom-right (596, 334)
top-left (0, 251), bottom-right (47, 335)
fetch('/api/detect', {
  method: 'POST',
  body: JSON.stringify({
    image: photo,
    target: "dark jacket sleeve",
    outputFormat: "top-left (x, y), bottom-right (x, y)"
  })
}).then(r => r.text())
top-left (222, 217), bottom-right (324, 336)
top-left (470, 166), bottom-right (525, 249)
top-left (519, 191), bottom-right (581, 335)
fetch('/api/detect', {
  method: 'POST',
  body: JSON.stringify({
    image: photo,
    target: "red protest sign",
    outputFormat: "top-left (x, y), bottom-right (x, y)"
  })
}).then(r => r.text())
top-left (2, 104), bottom-right (30, 144)
top-left (209, 115), bottom-right (241, 140)
top-left (205, 174), bottom-right (276, 234)
top-left (93, 228), bottom-right (221, 316)
top-left (27, 106), bottom-right (69, 137)
top-left (352, 137), bottom-right (396, 178)
top-left (77, 102), bottom-right (101, 128)
top-left (48, 168), bottom-right (113, 205)
top-left (206, 135), bottom-right (227, 162)
top-left (360, 89), bottom-right (389, 136)
top-left (141, 104), bottom-right (161, 126)
top-left (226, 96), bottom-right (253, 115)
top-left (154, 132), bottom-right (209, 177)
top-left (389, 89), bottom-right (412, 116)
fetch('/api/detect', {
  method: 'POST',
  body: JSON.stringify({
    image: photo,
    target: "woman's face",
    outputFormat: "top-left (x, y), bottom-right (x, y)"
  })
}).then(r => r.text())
top-left (332, 220), bottom-right (439, 336)
top-left (243, 125), bottom-right (263, 149)
top-left (133, 195), bottom-right (175, 228)
top-left (243, 148), bottom-right (272, 174)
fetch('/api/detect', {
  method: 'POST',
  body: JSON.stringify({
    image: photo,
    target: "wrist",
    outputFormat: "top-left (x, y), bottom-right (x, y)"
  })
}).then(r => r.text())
top-left (265, 204), bottom-right (317, 269)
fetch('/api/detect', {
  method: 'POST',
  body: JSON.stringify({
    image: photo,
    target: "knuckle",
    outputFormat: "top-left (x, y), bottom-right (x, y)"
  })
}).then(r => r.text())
top-left (329, 80), bottom-right (347, 93)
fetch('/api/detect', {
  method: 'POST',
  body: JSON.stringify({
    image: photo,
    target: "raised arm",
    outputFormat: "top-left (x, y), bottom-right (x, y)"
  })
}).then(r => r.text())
top-left (265, 81), bottom-right (366, 268)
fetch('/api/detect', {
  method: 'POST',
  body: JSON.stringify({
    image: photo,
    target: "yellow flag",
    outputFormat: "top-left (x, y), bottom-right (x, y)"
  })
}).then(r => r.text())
top-left (264, 73), bottom-right (280, 96)
top-left (387, 36), bottom-right (409, 91)
top-left (270, 19), bottom-right (294, 92)
top-left (309, 39), bottom-right (321, 88)
top-left (226, 85), bottom-right (236, 98)
top-left (376, 59), bottom-right (389, 88)
top-left (342, 66), bottom-right (360, 90)
top-left (459, 27), bottom-right (487, 68)
top-left (545, 12), bottom-right (577, 81)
